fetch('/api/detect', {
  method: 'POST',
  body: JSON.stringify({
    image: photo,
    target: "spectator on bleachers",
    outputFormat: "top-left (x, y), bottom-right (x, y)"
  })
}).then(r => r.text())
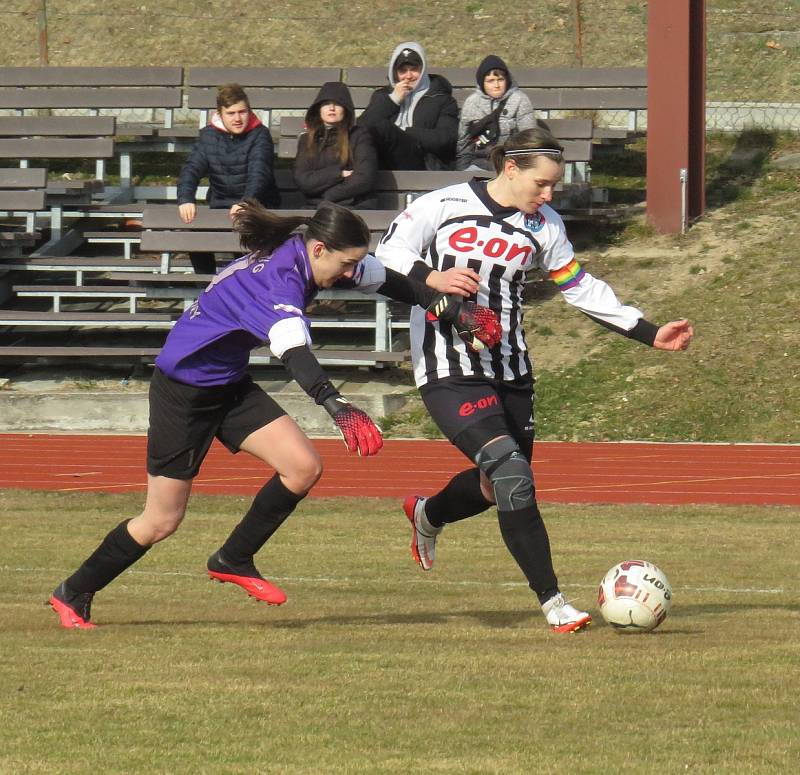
top-left (293, 82), bottom-right (378, 208)
top-left (456, 55), bottom-right (536, 171)
top-left (358, 42), bottom-right (458, 171)
top-left (177, 83), bottom-right (280, 273)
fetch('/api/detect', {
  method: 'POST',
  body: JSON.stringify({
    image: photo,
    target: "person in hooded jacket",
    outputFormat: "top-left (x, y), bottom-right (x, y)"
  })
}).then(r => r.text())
top-left (293, 82), bottom-right (378, 208)
top-left (177, 83), bottom-right (281, 274)
top-left (456, 55), bottom-right (536, 171)
top-left (358, 42), bottom-right (458, 171)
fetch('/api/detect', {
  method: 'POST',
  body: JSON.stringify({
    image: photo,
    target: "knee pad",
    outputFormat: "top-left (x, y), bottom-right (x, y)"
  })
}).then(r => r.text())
top-left (474, 436), bottom-right (535, 513)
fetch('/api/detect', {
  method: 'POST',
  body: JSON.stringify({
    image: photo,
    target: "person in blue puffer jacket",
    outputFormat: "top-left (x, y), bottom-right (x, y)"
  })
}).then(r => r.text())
top-left (177, 83), bottom-right (280, 273)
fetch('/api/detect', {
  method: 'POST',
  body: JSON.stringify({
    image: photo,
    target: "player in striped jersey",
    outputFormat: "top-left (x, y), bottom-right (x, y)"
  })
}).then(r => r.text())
top-left (376, 127), bottom-right (693, 632)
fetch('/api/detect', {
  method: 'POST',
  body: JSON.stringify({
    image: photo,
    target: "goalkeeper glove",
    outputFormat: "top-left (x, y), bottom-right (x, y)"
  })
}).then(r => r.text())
top-left (426, 294), bottom-right (502, 351)
top-left (322, 396), bottom-right (384, 457)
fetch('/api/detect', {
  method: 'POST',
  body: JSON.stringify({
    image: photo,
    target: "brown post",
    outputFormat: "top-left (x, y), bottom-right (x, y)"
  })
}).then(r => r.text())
top-left (646, 0), bottom-right (706, 233)
top-left (37, 0), bottom-right (50, 66)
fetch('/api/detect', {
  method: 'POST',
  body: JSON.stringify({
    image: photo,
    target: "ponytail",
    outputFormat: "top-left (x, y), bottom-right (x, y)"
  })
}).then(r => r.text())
top-left (233, 200), bottom-right (369, 256)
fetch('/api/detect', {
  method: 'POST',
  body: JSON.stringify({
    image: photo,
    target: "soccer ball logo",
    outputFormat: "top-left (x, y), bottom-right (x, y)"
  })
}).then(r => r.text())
top-left (597, 560), bottom-right (673, 632)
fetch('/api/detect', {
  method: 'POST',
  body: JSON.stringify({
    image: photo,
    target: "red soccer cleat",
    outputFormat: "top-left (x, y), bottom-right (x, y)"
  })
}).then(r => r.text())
top-left (49, 582), bottom-right (96, 629)
top-left (207, 551), bottom-right (287, 606)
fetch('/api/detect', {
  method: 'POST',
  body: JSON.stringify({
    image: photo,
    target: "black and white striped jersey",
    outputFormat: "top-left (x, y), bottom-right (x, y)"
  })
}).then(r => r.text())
top-left (375, 178), bottom-right (645, 387)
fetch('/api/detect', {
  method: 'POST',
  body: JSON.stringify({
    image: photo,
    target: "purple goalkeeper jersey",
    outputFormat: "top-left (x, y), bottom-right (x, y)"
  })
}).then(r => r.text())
top-left (155, 234), bottom-right (317, 386)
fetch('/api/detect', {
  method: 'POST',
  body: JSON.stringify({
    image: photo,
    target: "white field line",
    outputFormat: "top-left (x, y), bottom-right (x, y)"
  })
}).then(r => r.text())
top-left (0, 565), bottom-right (786, 595)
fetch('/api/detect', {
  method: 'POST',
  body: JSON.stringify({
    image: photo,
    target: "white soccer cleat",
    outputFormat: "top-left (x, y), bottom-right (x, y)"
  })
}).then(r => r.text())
top-left (403, 495), bottom-right (442, 571)
top-left (541, 593), bottom-right (592, 633)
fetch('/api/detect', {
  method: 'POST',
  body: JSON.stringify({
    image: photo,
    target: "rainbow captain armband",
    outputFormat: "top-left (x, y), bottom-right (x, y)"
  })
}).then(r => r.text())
top-left (549, 259), bottom-right (585, 291)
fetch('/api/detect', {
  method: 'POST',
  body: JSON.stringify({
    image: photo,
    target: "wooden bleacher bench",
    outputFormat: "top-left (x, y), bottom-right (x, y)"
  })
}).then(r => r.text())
top-left (0, 67), bottom-right (182, 129)
top-left (14, 284), bottom-right (149, 313)
top-left (0, 344), bottom-right (408, 367)
top-left (0, 168), bottom-right (47, 252)
top-left (0, 309), bottom-right (176, 328)
top-left (0, 116), bottom-right (116, 245)
top-left (138, 204), bottom-right (395, 268)
top-left (0, 67), bottom-right (183, 193)
top-left (0, 255), bottom-right (187, 285)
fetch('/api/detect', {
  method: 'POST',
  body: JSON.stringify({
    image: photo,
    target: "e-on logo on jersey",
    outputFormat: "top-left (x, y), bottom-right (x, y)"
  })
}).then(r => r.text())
top-left (447, 217), bottom-right (536, 266)
top-left (458, 393), bottom-right (499, 417)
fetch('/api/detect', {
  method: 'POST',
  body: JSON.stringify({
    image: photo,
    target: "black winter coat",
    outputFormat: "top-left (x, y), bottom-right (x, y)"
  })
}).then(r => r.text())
top-left (177, 120), bottom-right (280, 209)
top-left (357, 74), bottom-right (459, 168)
top-left (293, 125), bottom-right (378, 208)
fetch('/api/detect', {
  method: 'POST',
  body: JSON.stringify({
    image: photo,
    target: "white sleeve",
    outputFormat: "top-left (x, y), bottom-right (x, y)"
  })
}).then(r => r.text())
top-left (560, 273), bottom-right (644, 332)
top-left (268, 317), bottom-right (312, 358)
top-left (350, 253), bottom-right (387, 293)
top-left (538, 209), bottom-right (643, 332)
top-left (374, 193), bottom-right (440, 274)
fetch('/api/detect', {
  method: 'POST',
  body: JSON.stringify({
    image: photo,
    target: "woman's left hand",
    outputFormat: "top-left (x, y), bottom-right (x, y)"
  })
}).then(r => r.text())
top-left (342, 169), bottom-right (353, 178)
top-left (426, 267), bottom-right (481, 297)
top-left (654, 319), bottom-right (694, 351)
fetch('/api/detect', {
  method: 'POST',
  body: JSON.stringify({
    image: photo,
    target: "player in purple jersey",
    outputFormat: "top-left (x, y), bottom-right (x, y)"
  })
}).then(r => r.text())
top-left (49, 201), bottom-right (502, 629)
top-left (376, 128), bottom-right (694, 632)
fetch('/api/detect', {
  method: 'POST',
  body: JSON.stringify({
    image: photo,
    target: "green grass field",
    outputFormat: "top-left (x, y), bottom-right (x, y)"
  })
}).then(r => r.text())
top-left (1, 490), bottom-right (797, 774)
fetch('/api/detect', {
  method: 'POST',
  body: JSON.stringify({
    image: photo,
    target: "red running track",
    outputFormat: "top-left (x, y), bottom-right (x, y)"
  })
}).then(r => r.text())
top-left (0, 433), bottom-right (798, 506)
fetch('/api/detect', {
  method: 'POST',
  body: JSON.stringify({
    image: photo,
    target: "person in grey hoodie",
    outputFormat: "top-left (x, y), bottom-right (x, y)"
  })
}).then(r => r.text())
top-left (358, 41), bottom-right (458, 170)
top-left (456, 55), bottom-right (536, 171)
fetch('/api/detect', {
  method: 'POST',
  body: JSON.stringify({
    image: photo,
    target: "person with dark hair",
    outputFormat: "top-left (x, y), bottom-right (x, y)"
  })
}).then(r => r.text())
top-left (376, 127), bottom-right (694, 633)
top-left (294, 82), bottom-right (378, 208)
top-left (357, 41), bottom-right (458, 170)
top-left (48, 201), bottom-right (501, 629)
top-left (177, 83), bottom-right (280, 274)
top-left (456, 55), bottom-right (536, 171)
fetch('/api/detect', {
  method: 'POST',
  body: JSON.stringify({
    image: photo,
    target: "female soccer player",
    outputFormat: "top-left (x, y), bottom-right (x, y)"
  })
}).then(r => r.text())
top-left (49, 201), bottom-right (500, 629)
top-left (375, 127), bottom-right (693, 633)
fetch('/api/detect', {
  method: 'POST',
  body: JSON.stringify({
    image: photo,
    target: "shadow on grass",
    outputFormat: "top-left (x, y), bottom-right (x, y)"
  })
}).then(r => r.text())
top-left (115, 608), bottom-right (538, 629)
top-left (706, 129), bottom-right (777, 209)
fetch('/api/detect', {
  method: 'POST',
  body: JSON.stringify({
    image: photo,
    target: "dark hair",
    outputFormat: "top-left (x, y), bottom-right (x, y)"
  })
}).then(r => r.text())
top-left (216, 83), bottom-right (250, 112)
top-left (304, 102), bottom-right (353, 167)
top-left (488, 127), bottom-right (564, 175)
top-left (233, 200), bottom-right (370, 256)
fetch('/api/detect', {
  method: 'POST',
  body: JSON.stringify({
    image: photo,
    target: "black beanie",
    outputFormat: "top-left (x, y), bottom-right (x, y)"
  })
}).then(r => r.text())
top-left (476, 55), bottom-right (511, 93)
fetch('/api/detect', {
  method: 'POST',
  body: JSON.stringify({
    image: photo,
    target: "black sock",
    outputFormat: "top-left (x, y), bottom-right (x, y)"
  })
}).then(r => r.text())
top-left (219, 475), bottom-right (306, 565)
top-left (496, 503), bottom-right (559, 600)
top-left (425, 468), bottom-right (493, 528)
top-left (66, 519), bottom-right (150, 594)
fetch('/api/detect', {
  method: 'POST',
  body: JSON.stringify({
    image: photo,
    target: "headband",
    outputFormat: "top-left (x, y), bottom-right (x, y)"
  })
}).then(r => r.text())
top-left (504, 148), bottom-right (563, 159)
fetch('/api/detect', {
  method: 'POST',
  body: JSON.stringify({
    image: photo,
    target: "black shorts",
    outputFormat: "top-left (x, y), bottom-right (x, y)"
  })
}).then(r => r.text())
top-left (146, 368), bottom-right (287, 479)
top-left (420, 375), bottom-right (535, 462)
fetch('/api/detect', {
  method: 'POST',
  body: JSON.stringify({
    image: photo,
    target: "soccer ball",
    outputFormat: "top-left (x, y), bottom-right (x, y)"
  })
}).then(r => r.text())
top-left (597, 560), bottom-right (673, 632)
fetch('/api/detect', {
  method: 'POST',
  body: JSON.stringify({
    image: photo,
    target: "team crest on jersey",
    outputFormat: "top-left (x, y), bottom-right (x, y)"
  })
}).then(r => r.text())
top-left (524, 212), bottom-right (546, 232)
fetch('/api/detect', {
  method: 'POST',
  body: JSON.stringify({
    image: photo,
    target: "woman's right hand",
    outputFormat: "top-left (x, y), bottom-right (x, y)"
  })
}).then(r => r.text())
top-left (426, 267), bottom-right (481, 297)
top-left (178, 203), bottom-right (196, 224)
top-left (342, 169), bottom-right (353, 178)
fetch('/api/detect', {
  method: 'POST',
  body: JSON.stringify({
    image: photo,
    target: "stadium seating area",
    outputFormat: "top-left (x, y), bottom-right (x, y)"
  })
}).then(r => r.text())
top-left (0, 65), bottom-right (646, 367)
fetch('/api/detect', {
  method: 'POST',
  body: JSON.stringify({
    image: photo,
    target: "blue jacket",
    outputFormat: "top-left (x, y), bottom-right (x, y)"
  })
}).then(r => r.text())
top-left (177, 112), bottom-right (280, 209)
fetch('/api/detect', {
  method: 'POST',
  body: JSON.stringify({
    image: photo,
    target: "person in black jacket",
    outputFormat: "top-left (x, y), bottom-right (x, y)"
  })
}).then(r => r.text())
top-left (294, 82), bottom-right (378, 208)
top-left (177, 83), bottom-right (280, 273)
top-left (357, 42), bottom-right (458, 171)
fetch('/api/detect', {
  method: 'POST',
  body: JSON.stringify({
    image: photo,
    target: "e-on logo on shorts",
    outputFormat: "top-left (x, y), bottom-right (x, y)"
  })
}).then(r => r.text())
top-left (458, 394), bottom-right (499, 417)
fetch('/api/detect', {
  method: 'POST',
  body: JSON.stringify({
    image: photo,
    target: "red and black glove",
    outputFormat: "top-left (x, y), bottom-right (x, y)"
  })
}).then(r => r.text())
top-left (323, 396), bottom-right (384, 457)
top-left (426, 294), bottom-right (502, 351)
